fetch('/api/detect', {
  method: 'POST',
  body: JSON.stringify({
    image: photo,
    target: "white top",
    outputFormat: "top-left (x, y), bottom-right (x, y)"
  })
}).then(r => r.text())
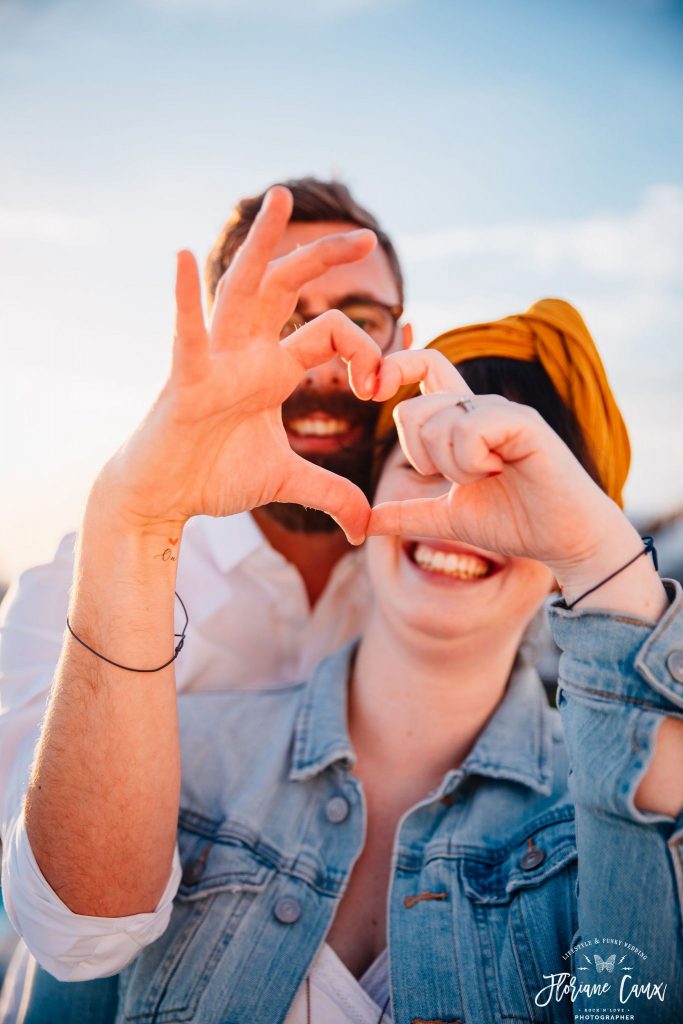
top-left (0, 513), bottom-right (369, 980)
top-left (285, 944), bottom-right (393, 1024)
top-left (0, 939), bottom-right (393, 1024)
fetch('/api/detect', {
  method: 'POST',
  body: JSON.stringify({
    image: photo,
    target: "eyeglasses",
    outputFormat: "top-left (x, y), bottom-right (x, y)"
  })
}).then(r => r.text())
top-left (280, 298), bottom-right (403, 353)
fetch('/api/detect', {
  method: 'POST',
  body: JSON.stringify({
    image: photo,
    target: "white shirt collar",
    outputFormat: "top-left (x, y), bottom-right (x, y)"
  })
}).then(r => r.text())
top-left (195, 513), bottom-right (266, 575)
top-left (193, 510), bottom-right (366, 591)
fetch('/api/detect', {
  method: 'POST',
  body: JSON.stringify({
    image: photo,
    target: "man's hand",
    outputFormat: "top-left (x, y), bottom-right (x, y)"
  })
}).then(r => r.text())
top-left (20, 189), bottom-right (382, 923)
top-left (102, 186), bottom-right (381, 544)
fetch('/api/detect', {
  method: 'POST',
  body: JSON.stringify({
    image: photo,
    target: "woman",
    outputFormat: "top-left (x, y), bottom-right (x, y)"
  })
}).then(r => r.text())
top-left (5, 191), bottom-right (683, 1023)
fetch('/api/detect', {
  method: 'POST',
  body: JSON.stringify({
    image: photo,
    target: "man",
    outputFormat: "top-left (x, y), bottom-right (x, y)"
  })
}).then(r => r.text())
top-left (0, 178), bottom-right (409, 1021)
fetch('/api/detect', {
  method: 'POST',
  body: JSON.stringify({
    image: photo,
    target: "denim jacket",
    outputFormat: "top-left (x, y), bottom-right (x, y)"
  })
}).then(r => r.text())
top-left (110, 583), bottom-right (683, 1024)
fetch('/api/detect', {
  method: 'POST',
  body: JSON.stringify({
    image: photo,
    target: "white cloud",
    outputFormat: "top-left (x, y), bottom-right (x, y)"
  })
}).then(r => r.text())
top-left (399, 184), bottom-right (683, 283)
top-left (397, 184), bottom-right (683, 376)
top-left (0, 208), bottom-right (100, 244)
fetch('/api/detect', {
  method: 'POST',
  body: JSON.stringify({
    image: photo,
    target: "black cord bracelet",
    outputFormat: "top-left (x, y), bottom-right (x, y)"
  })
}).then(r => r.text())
top-left (563, 536), bottom-right (658, 611)
top-left (66, 592), bottom-right (189, 673)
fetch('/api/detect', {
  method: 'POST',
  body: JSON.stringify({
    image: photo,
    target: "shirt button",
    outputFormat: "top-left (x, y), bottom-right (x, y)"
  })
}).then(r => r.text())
top-left (666, 650), bottom-right (683, 683)
top-left (273, 896), bottom-right (302, 925)
top-left (519, 844), bottom-right (545, 871)
top-left (325, 796), bottom-right (350, 824)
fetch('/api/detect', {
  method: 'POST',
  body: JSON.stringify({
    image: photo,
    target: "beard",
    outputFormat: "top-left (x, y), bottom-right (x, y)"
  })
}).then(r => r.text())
top-left (260, 388), bottom-right (380, 534)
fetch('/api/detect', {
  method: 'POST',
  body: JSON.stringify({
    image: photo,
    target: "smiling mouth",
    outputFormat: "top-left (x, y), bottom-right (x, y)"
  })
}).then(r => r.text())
top-left (287, 416), bottom-right (352, 438)
top-left (405, 541), bottom-right (502, 581)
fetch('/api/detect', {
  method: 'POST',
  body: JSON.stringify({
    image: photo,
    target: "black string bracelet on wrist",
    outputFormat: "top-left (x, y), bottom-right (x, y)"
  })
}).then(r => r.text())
top-left (562, 536), bottom-right (658, 611)
top-left (66, 592), bottom-right (189, 673)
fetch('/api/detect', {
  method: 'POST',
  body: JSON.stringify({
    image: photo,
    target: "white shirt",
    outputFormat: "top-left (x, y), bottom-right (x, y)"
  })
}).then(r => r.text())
top-left (285, 944), bottom-right (393, 1024)
top-left (0, 939), bottom-right (393, 1024)
top-left (0, 513), bottom-right (370, 983)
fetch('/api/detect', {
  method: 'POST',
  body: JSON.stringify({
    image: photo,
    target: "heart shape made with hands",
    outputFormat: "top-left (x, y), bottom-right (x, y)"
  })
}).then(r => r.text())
top-left (170, 189), bottom-right (601, 566)
top-left (363, 346), bottom-right (496, 543)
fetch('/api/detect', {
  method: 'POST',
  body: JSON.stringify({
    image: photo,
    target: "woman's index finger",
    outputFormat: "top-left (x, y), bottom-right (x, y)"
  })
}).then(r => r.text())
top-left (374, 349), bottom-right (473, 402)
top-left (420, 349), bottom-right (472, 396)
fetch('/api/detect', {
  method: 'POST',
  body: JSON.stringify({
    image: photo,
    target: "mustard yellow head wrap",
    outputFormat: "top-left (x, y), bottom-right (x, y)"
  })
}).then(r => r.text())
top-left (376, 298), bottom-right (630, 507)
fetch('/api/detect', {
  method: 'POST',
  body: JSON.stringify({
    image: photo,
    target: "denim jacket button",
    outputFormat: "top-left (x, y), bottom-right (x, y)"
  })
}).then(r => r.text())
top-left (325, 796), bottom-right (350, 823)
top-left (519, 845), bottom-right (545, 871)
top-left (666, 649), bottom-right (683, 683)
top-left (274, 896), bottom-right (302, 924)
top-left (181, 861), bottom-right (205, 886)
top-left (180, 847), bottom-right (210, 886)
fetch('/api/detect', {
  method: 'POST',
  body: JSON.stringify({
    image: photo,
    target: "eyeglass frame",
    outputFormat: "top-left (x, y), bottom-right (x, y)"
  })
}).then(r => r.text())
top-left (280, 294), bottom-right (404, 353)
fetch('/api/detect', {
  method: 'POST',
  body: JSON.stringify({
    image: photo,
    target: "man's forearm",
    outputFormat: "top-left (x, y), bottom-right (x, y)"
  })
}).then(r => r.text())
top-left (25, 487), bottom-right (184, 917)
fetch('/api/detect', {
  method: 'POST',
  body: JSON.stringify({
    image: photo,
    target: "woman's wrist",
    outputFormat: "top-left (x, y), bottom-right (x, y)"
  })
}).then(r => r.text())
top-left (552, 515), bottom-right (668, 621)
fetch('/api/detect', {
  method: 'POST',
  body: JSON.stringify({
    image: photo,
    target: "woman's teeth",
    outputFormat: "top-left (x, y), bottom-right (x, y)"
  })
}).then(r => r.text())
top-left (288, 417), bottom-right (350, 437)
top-left (412, 542), bottom-right (491, 579)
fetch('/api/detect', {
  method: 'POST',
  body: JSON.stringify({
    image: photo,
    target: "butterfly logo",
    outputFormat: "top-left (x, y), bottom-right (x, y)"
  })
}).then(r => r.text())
top-left (594, 954), bottom-right (616, 974)
top-left (577, 952), bottom-right (632, 973)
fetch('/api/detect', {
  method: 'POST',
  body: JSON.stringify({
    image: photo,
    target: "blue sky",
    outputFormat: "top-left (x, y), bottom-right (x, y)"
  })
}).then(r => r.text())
top-left (1, 0), bottom-right (682, 577)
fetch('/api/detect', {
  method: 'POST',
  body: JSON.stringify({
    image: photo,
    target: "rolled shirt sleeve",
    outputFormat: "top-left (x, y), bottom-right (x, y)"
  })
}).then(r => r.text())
top-left (1, 810), bottom-right (181, 981)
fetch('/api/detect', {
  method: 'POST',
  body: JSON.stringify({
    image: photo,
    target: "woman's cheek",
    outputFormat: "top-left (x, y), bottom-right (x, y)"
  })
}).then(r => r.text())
top-left (508, 558), bottom-right (555, 613)
top-left (364, 535), bottom-right (397, 595)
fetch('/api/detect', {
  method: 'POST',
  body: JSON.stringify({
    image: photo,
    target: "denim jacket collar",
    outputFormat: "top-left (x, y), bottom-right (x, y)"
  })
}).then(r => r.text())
top-left (446, 661), bottom-right (555, 797)
top-left (289, 640), bottom-right (554, 797)
top-left (289, 641), bottom-right (358, 781)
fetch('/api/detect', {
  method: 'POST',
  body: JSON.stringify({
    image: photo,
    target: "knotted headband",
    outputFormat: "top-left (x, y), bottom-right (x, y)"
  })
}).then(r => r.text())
top-left (376, 298), bottom-right (630, 507)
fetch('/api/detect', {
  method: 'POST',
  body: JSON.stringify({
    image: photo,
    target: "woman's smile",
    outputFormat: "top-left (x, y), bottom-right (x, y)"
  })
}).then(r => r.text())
top-left (402, 538), bottom-right (505, 584)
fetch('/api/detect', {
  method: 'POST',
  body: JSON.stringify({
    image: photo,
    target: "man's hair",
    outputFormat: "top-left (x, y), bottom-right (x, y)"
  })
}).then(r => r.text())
top-left (205, 176), bottom-right (404, 305)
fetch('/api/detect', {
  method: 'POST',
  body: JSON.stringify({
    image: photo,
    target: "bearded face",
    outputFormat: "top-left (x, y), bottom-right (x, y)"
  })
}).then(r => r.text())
top-left (260, 386), bottom-right (381, 533)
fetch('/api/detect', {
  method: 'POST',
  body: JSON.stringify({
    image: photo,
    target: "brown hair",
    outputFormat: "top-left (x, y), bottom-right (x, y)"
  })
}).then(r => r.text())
top-left (204, 176), bottom-right (404, 305)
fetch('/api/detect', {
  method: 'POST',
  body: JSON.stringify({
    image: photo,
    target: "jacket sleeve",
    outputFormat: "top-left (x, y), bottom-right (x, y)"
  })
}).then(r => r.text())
top-left (549, 579), bottom-right (683, 1021)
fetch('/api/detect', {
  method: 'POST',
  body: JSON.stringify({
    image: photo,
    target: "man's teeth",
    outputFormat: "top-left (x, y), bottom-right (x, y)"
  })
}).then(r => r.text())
top-left (288, 417), bottom-right (350, 437)
top-left (412, 543), bottom-right (491, 579)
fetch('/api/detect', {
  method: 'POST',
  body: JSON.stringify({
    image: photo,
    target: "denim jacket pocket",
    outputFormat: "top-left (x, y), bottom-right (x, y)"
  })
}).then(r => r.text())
top-left (118, 817), bottom-right (276, 1024)
top-left (175, 816), bottom-right (273, 901)
top-left (460, 808), bottom-right (578, 1023)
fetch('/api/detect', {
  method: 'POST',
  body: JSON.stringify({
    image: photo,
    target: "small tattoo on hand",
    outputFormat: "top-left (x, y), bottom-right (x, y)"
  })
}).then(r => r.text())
top-left (154, 548), bottom-right (176, 562)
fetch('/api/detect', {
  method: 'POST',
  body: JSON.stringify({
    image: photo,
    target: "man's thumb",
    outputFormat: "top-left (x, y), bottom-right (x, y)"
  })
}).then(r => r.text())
top-left (275, 456), bottom-right (371, 546)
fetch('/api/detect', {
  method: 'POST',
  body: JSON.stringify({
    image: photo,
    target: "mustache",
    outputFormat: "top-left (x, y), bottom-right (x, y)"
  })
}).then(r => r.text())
top-left (281, 389), bottom-right (380, 434)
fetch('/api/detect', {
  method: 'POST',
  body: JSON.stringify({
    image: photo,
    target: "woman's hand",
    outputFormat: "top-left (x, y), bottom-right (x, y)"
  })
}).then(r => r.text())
top-left (97, 186), bottom-right (382, 545)
top-left (369, 350), bottom-right (655, 599)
